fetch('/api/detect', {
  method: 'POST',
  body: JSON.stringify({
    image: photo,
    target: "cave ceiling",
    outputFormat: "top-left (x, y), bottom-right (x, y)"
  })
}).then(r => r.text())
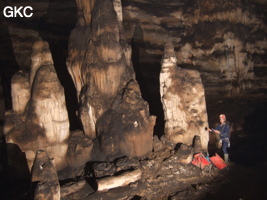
top-left (0, 0), bottom-right (266, 105)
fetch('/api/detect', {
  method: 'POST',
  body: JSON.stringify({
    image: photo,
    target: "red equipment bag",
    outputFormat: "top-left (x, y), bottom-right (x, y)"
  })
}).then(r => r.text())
top-left (191, 153), bottom-right (210, 170)
top-left (210, 153), bottom-right (227, 170)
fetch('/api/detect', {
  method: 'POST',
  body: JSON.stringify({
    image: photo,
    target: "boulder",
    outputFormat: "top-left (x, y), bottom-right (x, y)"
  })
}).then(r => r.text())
top-left (66, 130), bottom-right (93, 169)
top-left (95, 80), bottom-right (156, 159)
top-left (176, 144), bottom-right (193, 165)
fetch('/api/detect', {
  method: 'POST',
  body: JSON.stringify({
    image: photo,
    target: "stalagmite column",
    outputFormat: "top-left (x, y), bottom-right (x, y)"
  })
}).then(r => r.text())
top-left (11, 72), bottom-right (31, 114)
top-left (76, 0), bottom-right (95, 26)
top-left (32, 150), bottom-right (60, 200)
top-left (160, 41), bottom-right (209, 149)
top-left (67, 0), bottom-right (135, 139)
top-left (4, 40), bottom-right (70, 171)
top-left (30, 41), bottom-right (54, 86)
top-left (67, 0), bottom-right (154, 161)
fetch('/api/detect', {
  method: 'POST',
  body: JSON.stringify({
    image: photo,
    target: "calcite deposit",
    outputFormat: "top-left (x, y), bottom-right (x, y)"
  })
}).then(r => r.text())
top-left (66, 130), bottom-right (93, 169)
top-left (160, 41), bottom-right (209, 149)
top-left (94, 80), bottom-right (156, 159)
top-left (4, 40), bottom-right (70, 171)
top-left (31, 150), bottom-right (60, 200)
top-left (122, 0), bottom-right (267, 98)
top-left (67, 0), bottom-right (155, 159)
top-left (67, 0), bottom-right (135, 140)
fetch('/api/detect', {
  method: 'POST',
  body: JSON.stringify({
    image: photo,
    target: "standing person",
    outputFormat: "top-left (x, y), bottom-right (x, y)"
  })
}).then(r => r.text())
top-left (208, 114), bottom-right (230, 163)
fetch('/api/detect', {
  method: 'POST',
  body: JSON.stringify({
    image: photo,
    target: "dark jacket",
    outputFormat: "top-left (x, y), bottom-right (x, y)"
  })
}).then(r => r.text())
top-left (214, 123), bottom-right (230, 140)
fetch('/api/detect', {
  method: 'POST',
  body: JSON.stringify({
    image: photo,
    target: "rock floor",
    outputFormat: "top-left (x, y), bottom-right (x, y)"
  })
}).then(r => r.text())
top-left (62, 148), bottom-right (267, 200)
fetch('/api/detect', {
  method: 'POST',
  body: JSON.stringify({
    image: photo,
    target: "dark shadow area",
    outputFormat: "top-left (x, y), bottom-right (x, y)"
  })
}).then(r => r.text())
top-left (207, 98), bottom-right (267, 167)
top-left (131, 195), bottom-right (142, 200)
top-left (0, 22), bottom-right (20, 110)
top-left (174, 142), bottom-right (183, 151)
top-left (0, 139), bottom-right (31, 200)
top-left (131, 23), bottom-right (164, 137)
top-left (0, 20), bottom-right (31, 200)
top-left (84, 161), bottom-right (98, 191)
top-left (38, 0), bottom-right (82, 131)
top-left (230, 100), bottom-right (267, 167)
top-left (200, 162), bottom-right (267, 200)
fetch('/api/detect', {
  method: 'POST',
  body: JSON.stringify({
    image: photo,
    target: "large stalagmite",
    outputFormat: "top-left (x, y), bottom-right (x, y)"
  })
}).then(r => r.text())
top-left (4, 41), bottom-right (70, 171)
top-left (67, 0), bottom-right (154, 160)
top-left (67, 0), bottom-right (135, 140)
top-left (160, 41), bottom-right (209, 149)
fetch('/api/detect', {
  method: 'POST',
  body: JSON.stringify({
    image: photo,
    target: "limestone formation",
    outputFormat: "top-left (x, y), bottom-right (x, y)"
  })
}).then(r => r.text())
top-left (4, 40), bottom-right (69, 171)
top-left (93, 157), bottom-right (140, 178)
top-left (193, 135), bottom-right (203, 154)
top-left (76, 0), bottom-right (96, 26)
top-left (97, 169), bottom-right (142, 192)
top-left (160, 41), bottom-right (209, 149)
top-left (153, 135), bottom-right (164, 152)
top-left (95, 80), bottom-right (156, 159)
top-left (60, 179), bottom-right (86, 198)
top-left (67, 0), bottom-right (135, 140)
top-left (10, 72), bottom-right (31, 114)
top-left (66, 130), bottom-right (93, 169)
top-left (176, 144), bottom-right (193, 165)
top-left (67, 0), bottom-right (154, 160)
top-left (32, 150), bottom-right (60, 200)
top-left (122, 0), bottom-right (267, 98)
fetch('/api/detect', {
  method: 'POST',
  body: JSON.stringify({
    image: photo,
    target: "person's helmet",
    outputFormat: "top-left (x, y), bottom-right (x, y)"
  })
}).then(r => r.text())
top-left (219, 114), bottom-right (226, 120)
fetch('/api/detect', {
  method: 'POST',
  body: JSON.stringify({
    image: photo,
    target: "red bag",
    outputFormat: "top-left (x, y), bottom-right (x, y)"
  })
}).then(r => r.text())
top-left (210, 153), bottom-right (227, 170)
top-left (191, 153), bottom-right (210, 170)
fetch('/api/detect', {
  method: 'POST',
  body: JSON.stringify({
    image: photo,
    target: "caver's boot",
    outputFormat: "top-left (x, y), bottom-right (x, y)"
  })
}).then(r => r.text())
top-left (224, 154), bottom-right (229, 164)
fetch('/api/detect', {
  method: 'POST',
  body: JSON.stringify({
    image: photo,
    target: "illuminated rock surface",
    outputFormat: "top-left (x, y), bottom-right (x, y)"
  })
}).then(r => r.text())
top-left (160, 41), bottom-right (209, 149)
top-left (67, 0), bottom-right (155, 160)
top-left (4, 41), bottom-right (69, 171)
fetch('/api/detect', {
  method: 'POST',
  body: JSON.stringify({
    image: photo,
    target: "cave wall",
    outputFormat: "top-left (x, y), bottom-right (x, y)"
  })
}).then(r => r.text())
top-left (122, 0), bottom-right (267, 99)
top-left (1, 0), bottom-right (266, 107)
